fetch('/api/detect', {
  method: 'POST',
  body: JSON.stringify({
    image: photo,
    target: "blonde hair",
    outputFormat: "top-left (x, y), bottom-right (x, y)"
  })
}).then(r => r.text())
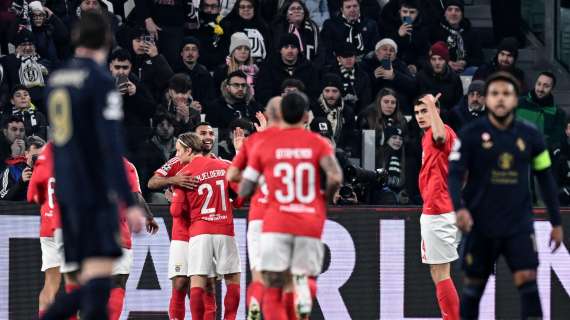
top-left (177, 132), bottom-right (203, 154)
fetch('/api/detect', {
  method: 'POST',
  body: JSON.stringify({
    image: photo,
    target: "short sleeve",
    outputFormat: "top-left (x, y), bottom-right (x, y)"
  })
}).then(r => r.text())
top-left (243, 144), bottom-right (263, 183)
top-left (155, 158), bottom-right (179, 177)
top-left (530, 129), bottom-right (551, 171)
top-left (170, 186), bottom-right (187, 217)
top-left (443, 127), bottom-right (456, 153)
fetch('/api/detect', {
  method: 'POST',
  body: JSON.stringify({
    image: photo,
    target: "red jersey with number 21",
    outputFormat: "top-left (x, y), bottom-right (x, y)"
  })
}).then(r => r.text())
top-left (245, 128), bottom-right (334, 239)
top-left (419, 125), bottom-right (456, 215)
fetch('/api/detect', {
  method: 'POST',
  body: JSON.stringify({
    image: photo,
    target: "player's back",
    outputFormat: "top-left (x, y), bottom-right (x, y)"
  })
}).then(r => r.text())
top-left (181, 156), bottom-right (234, 237)
top-left (253, 128), bottom-right (333, 239)
top-left (46, 57), bottom-right (129, 207)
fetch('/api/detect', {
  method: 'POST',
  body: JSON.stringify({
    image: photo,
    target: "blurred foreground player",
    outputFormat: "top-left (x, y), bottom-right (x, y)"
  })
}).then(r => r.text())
top-left (414, 93), bottom-right (460, 320)
top-left (42, 11), bottom-right (146, 320)
top-left (227, 97), bottom-right (283, 320)
top-left (448, 72), bottom-right (564, 319)
top-left (170, 133), bottom-right (241, 320)
top-left (240, 92), bottom-right (343, 319)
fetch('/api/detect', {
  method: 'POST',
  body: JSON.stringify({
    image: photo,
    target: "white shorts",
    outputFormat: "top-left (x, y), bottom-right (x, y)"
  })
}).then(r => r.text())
top-left (112, 248), bottom-right (133, 275)
top-left (420, 213), bottom-right (460, 264)
top-left (247, 220), bottom-right (263, 271)
top-left (188, 234), bottom-right (241, 276)
top-left (168, 240), bottom-right (189, 279)
top-left (259, 232), bottom-right (324, 277)
top-left (40, 236), bottom-right (61, 271)
top-left (53, 228), bottom-right (79, 274)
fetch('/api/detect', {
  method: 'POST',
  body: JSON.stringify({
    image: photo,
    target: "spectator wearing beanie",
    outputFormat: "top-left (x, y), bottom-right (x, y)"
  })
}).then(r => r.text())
top-left (176, 36), bottom-right (216, 106)
top-left (473, 37), bottom-right (526, 91)
top-left (311, 73), bottom-right (356, 149)
top-left (322, 42), bottom-right (372, 114)
top-left (448, 80), bottom-right (486, 131)
top-left (361, 38), bottom-right (417, 114)
top-left (256, 34), bottom-right (319, 106)
top-left (320, 0), bottom-right (380, 65)
top-left (375, 125), bottom-right (408, 204)
top-left (378, 0), bottom-right (431, 73)
top-left (219, 0), bottom-right (271, 63)
top-left (430, 0), bottom-right (483, 74)
top-left (26, 1), bottom-right (69, 66)
top-left (213, 32), bottom-right (259, 93)
top-left (416, 41), bottom-right (463, 114)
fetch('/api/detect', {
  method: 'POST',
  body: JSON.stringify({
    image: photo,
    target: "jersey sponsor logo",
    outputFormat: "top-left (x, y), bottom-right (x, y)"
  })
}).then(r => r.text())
top-left (449, 139), bottom-right (461, 161)
top-left (517, 138), bottom-right (526, 152)
top-left (103, 91), bottom-right (124, 120)
top-left (481, 132), bottom-right (493, 149)
top-left (498, 152), bottom-right (514, 170)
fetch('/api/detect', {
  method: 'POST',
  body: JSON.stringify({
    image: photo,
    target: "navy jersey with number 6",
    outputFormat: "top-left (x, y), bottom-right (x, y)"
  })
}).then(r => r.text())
top-left (46, 57), bottom-right (134, 208)
top-left (448, 117), bottom-right (556, 237)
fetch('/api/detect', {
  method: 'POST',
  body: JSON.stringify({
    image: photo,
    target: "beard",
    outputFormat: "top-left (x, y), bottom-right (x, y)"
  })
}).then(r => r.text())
top-left (489, 109), bottom-right (513, 125)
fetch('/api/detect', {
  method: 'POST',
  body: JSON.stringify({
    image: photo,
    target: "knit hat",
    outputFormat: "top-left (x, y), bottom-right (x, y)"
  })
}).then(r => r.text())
top-left (321, 73), bottom-right (343, 92)
top-left (229, 32), bottom-right (251, 54)
top-left (429, 41), bottom-right (450, 61)
top-left (310, 117), bottom-right (333, 139)
top-left (384, 126), bottom-right (404, 139)
top-left (335, 43), bottom-right (357, 58)
top-left (29, 1), bottom-right (44, 13)
top-left (497, 37), bottom-right (519, 60)
top-left (444, 0), bottom-right (464, 12)
top-left (279, 34), bottom-right (300, 49)
top-left (12, 29), bottom-right (35, 47)
top-left (375, 38), bottom-right (398, 54)
top-left (181, 36), bottom-right (201, 52)
top-left (467, 80), bottom-right (485, 95)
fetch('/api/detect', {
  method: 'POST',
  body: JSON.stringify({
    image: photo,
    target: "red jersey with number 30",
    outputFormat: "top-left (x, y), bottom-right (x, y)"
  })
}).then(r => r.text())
top-left (419, 125), bottom-right (456, 215)
top-left (245, 128), bottom-right (334, 239)
top-left (171, 156), bottom-right (237, 237)
top-left (231, 127), bottom-right (280, 221)
top-left (28, 143), bottom-right (60, 237)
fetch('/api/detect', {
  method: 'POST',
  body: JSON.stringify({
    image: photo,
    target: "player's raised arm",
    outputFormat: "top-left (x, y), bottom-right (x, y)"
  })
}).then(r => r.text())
top-left (319, 154), bottom-right (343, 202)
top-left (421, 93), bottom-right (447, 144)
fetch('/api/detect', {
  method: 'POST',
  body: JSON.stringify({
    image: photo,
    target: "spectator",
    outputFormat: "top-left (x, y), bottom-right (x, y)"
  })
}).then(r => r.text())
top-left (124, 26), bottom-right (174, 101)
top-left (280, 77), bottom-right (306, 95)
top-left (1, 29), bottom-right (50, 112)
top-left (218, 117), bottom-right (255, 159)
top-left (473, 37), bottom-right (526, 91)
top-left (322, 42), bottom-right (372, 114)
top-left (2, 85), bottom-right (48, 140)
top-left (311, 73), bottom-right (356, 149)
top-left (220, 0), bottom-right (271, 62)
top-left (176, 36), bottom-right (216, 106)
top-left (516, 72), bottom-right (566, 153)
top-left (213, 32), bottom-right (259, 92)
top-left (256, 34), bottom-right (320, 106)
top-left (375, 126), bottom-right (407, 204)
top-left (0, 0), bottom-right (15, 55)
top-left (187, 0), bottom-right (226, 71)
top-left (448, 80), bottom-right (486, 132)
top-left (0, 116), bottom-right (26, 163)
top-left (0, 134), bottom-right (44, 201)
top-left (271, 0), bottom-right (323, 64)
top-left (44, 0), bottom-right (79, 27)
top-left (378, 0), bottom-right (431, 74)
top-left (357, 87), bottom-right (408, 133)
top-left (416, 41), bottom-right (463, 113)
top-left (557, 118), bottom-right (570, 206)
top-left (158, 73), bottom-right (201, 135)
top-left (108, 48), bottom-right (157, 153)
top-left (206, 70), bottom-right (263, 129)
top-left (379, 0), bottom-right (445, 29)
top-left (361, 38), bottom-right (417, 114)
top-left (27, 1), bottom-right (69, 65)
top-left (321, 0), bottom-right (379, 64)
top-left (305, 0), bottom-right (329, 28)
top-left (134, 113), bottom-right (177, 202)
top-left (74, 0), bottom-right (121, 33)
top-left (430, 0), bottom-right (483, 74)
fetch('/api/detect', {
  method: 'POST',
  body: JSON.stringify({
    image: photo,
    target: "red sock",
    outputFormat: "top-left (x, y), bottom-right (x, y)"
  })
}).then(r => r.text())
top-left (308, 277), bottom-right (317, 300)
top-left (107, 287), bottom-right (125, 320)
top-left (262, 287), bottom-right (287, 320)
top-left (203, 291), bottom-right (216, 320)
top-left (64, 284), bottom-right (80, 320)
top-left (283, 291), bottom-right (296, 320)
top-left (246, 281), bottom-right (265, 309)
top-left (436, 278), bottom-right (460, 320)
top-left (223, 284), bottom-right (240, 320)
top-left (190, 287), bottom-right (205, 319)
top-left (169, 287), bottom-right (186, 320)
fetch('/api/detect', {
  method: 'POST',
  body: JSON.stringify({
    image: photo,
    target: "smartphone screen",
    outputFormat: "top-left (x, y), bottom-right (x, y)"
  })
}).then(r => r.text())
top-left (403, 16), bottom-right (413, 25)
top-left (116, 74), bottom-right (129, 88)
top-left (381, 59), bottom-right (391, 70)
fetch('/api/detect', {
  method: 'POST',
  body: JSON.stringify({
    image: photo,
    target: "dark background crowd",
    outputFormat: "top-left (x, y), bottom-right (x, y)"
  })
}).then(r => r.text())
top-left (0, 0), bottom-right (568, 206)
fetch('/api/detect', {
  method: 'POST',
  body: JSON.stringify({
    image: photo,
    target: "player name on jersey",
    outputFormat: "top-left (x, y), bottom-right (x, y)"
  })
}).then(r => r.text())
top-left (194, 169), bottom-right (226, 182)
top-left (275, 148), bottom-right (313, 159)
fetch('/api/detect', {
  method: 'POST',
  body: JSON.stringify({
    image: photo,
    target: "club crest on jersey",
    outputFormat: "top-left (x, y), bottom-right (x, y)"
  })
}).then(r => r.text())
top-left (516, 138), bottom-right (526, 152)
top-left (498, 152), bottom-right (514, 170)
top-left (481, 132), bottom-right (493, 149)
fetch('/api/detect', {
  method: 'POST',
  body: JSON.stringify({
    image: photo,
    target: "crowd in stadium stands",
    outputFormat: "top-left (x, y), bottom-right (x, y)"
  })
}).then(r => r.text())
top-left (0, 0), bottom-right (568, 205)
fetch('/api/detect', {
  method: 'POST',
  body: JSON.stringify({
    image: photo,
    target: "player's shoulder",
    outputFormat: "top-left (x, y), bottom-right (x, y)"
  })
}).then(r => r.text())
top-left (48, 58), bottom-right (108, 89)
top-left (458, 117), bottom-right (489, 137)
top-left (165, 156), bottom-right (181, 166)
top-left (122, 157), bottom-right (137, 170)
top-left (514, 118), bottom-right (541, 136)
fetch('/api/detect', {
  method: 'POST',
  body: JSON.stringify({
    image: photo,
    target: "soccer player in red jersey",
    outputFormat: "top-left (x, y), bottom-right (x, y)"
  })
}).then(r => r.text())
top-left (240, 92), bottom-right (343, 320)
top-left (227, 97), bottom-right (282, 319)
top-left (170, 132), bottom-right (241, 320)
top-left (414, 93), bottom-right (460, 320)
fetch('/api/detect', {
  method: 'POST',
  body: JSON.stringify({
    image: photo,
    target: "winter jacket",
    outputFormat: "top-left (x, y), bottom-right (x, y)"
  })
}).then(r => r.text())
top-left (320, 14), bottom-right (379, 65)
top-left (430, 17), bottom-right (484, 68)
top-left (271, 19), bottom-right (324, 65)
top-left (0, 156), bottom-right (28, 201)
top-left (205, 79), bottom-right (264, 129)
top-left (447, 95), bottom-right (487, 132)
top-left (311, 94), bottom-right (356, 150)
top-left (255, 54), bottom-right (320, 106)
top-left (28, 14), bottom-right (70, 65)
top-left (379, 0), bottom-right (444, 29)
top-left (131, 0), bottom-right (189, 27)
top-left (1, 104), bottom-right (48, 140)
top-left (175, 62), bottom-right (216, 105)
top-left (187, 13), bottom-right (227, 71)
top-left (378, 12), bottom-right (431, 68)
top-left (157, 100), bottom-right (201, 136)
top-left (416, 64), bottom-right (464, 112)
top-left (321, 62), bottom-right (372, 114)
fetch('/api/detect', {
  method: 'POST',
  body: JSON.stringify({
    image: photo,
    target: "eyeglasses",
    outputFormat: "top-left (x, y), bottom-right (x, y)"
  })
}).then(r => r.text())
top-left (239, 4), bottom-right (253, 9)
top-left (228, 83), bottom-right (248, 89)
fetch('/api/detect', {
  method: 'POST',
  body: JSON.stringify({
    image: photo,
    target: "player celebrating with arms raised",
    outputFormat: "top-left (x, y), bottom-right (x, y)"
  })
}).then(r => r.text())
top-left (240, 92), bottom-right (343, 320)
top-left (448, 72), bottom-right (563, 319)
top-left (414, 93), bottom-right (460, 320)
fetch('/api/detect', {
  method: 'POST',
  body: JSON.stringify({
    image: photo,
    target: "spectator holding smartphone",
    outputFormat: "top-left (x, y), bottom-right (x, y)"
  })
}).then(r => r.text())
top-left (0, 135), bottom-right (44, 201)
top-left (158, 73), bottom-right (201, 135)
